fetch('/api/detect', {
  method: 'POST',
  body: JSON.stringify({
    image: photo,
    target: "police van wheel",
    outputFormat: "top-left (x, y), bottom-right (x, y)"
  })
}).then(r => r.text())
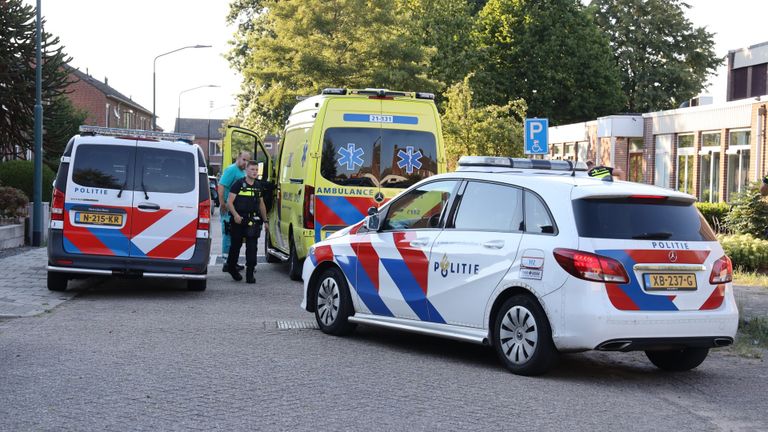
top-left (314, 267), bottom-right (356, 336)
top-left (288, 234), bottom-right (303, 281)
top-left (187, 279), bottom-right (207, 292)
top-left (492, 295), bottom-right (558, 376)
top-left (645, 348), bottom-right (709, 371)
top-left (47, 271), bottom-right (68, 292)
top-left (265, 230), bottom-right (281, 264)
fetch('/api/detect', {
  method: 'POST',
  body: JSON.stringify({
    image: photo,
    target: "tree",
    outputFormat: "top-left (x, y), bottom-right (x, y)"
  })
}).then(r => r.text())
top-left (0, 0), bottom-right (73, 159)
top-left (473, 0), bottom-right (624, 125)
top-left (43, 96), bottom-right (87, 170)
top-left (590, 0), bottom-right (722, 113)
top-left (441, 74), bottom-right (527, 169)
top-left (227, 0), bottom-right (438, 135)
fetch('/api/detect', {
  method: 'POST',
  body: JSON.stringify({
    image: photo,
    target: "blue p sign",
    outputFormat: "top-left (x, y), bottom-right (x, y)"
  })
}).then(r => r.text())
top-left (524, 118), bottom-right (549, 155)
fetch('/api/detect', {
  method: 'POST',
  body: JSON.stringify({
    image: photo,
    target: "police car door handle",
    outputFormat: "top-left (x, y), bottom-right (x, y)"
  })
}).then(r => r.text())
top-left (409, 238), bottom-right (429, 248)
top-left (137, 203), bottom-right (160, 211)
top-left (483, 240), bottom-right (505, 249)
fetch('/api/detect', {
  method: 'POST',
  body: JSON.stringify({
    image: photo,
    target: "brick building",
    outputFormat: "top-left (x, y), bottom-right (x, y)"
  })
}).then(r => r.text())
top-left (175, 118), bottom-right (227, 175)
top-left (66, 67), bottom-right (153, 130)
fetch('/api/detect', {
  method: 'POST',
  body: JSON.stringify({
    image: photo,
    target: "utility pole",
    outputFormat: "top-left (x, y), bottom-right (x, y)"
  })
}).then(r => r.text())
top-left (32, 0), bottom-right (43, 246)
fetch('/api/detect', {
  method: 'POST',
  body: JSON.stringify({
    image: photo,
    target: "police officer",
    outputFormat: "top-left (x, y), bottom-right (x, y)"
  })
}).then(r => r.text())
top-left (225, 160), bottom-right (269, 283)
top-left (587, 165), bottom-right (613, 180)
top-left (218, 150), bottom-right (251, 273)
top-left (761, 175), bottom-right (768, 196)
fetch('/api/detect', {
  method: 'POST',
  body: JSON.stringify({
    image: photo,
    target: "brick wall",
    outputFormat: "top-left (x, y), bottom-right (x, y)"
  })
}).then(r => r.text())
top-left (614, 137), bottom-right (628, 173)
top-left (67, 74), bottom-right (108, 126)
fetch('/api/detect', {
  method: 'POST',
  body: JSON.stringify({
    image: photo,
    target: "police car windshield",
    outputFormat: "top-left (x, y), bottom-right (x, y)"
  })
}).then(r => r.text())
top-left (320, 127), bottom-right (438, 189)
top-left (572, 198), bottom-right (716, 241)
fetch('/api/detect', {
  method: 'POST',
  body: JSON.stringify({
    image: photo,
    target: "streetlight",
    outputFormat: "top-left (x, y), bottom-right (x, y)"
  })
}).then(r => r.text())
top-left (152, 44), bottom-right (211, 130)
top-left (177, 85), bottom-right (220, 125)
top-left (32, 0), bottom-right (43, 246)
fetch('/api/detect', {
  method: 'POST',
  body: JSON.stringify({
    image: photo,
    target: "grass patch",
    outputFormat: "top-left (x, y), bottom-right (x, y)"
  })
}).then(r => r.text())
top-left (733, 317), bottom-right (768, 359)
top-left (733, 269), bottom-right (768, 287)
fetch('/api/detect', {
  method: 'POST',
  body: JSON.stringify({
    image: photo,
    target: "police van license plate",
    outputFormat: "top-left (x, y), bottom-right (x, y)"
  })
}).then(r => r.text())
top-left (643, 273), bottom-right (697, 291)
top-left (75, 212), bottom-right (123, 226)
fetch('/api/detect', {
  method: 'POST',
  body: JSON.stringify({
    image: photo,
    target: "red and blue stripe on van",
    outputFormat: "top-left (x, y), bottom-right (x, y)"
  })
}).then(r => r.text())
top-left (314, 195), bottom-right (380, 242)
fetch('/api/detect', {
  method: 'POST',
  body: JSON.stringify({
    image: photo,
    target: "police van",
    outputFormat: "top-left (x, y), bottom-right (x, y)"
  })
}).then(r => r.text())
top-left (46, 126), bottom-right (212, 292)
top-left (222, 88), bottom-right (447, 280)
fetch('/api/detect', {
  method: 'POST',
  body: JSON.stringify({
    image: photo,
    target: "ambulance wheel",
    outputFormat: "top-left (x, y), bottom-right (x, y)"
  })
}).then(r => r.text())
top-left (288, 233), bottom-right (303, 281)
top-left (314, 267), bottom-right (356, 336)
top-left (187, 279), bottom-right (207, 292)
top-left (265, 230), bottom-right (281, 264)
top-left (492, 295), bottom-right (558, 376)
top-left (47, 271), bottom-right (68, 292)
top-left (645, 348), bottom-right (709, 371)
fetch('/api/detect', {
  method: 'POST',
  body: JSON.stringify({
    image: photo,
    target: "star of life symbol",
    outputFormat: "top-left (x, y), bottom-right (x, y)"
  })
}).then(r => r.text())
top-left (397, 146), bottom-right (422, 174)
top-left (337, 143), bottom-right (365, 171)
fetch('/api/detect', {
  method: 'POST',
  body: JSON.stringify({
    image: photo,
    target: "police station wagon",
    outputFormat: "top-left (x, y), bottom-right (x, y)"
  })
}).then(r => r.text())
top-left (301, 156), bottom-right (739, 375)
top-left (46, 126), bottom-right (212, 292)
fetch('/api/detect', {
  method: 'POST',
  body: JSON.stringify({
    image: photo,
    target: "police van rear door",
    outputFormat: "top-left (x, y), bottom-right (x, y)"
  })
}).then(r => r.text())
top-left (64, 139), bottom-right (136, 257)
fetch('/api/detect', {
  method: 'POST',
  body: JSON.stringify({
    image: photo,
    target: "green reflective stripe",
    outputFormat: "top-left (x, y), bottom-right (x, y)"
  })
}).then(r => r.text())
top-left (238, 190), bottom-right (257, 196)
top-left (763, 175), bottom-right (768, 185)
top-left (588, 167), bottom-right (611, 178)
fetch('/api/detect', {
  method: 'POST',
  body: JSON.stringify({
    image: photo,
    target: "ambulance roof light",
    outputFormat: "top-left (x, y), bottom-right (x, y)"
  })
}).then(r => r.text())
top-left (457, 156), bottom-right (587, 172)
top-left (78, 126), bottom-right (195, 143)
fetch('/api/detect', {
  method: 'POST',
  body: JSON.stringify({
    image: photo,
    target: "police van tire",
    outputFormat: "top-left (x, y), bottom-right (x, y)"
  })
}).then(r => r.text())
top-left (47, 271), bottom-right (68, 292)
top-left (288, 234), bottom-right (303, 281)
top-left (187, 279), bottom-right (207, 291)
top-left (492, 295), bottom-right (558, 376)
top-left (645, 348), bottom-right (709, 371)
top-left (265, 230), bottom-right (281, 264)
top-left (314, 267), bottom-right (356, 336)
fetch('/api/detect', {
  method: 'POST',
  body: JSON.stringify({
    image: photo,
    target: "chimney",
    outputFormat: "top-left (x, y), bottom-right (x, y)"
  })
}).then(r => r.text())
top-left (105, 77), bottom-right (108, 86)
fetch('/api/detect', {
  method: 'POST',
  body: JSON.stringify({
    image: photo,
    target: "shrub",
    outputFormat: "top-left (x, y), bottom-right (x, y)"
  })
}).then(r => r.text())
top-left (718, 233), bottom-right (768, 272)
top-left (0, 186), bottom-right (30, 218)
top-left (696, 202), bottom-right (731, 233)
top-left (724, 182), bottom-right (768, 238)
top-left (0, 160), bottom-right (55, 202)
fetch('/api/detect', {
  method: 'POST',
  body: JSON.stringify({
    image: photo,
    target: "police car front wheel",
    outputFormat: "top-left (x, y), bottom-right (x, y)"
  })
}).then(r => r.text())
top-left (314, 267), bottom-right (355, 336)
top-left (492, 295), bottom-right (557, 376)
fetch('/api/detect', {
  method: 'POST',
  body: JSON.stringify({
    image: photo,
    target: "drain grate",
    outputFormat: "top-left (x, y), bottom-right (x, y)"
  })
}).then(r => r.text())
top-left (276, 320), bottom-right (318, 330)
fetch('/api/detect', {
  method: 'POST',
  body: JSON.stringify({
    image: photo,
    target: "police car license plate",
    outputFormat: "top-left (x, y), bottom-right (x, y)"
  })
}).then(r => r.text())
top-left (643, 273), bottom-right (697, 291)
top-left (75, 212), bottom-right (123, 226)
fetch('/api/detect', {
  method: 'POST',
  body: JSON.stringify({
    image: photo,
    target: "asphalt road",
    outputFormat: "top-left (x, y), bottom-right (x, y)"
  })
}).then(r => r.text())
top-left (1, 254), bottom-right (767, 432)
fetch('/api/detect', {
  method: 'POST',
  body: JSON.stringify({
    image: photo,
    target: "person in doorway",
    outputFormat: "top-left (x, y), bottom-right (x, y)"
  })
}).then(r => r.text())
top-left (218, 150), bottom-right (251, 272)
top-left (761, 175), bottom-right (768, 196)
top-left (225, 160), bottom-right (269, 283)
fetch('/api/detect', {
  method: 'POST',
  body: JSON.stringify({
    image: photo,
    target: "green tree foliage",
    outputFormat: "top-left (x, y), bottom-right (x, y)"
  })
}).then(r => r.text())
top-left (441, 74), bottom-right (526, 169)
top-left (43, 96), bottom-right (87, 170)
top-left (725, 183), bottom-right (768, 238)
top-left (0, 160), bottom-right (54, 201)
top-left (0, 0), bottom-right (73, 159)
top-left (589, 0), bottom-right (721, 113)
top-left (474, 0), bottom-right (624, 125)
top-left (227, 0), bottom-right (438, 134)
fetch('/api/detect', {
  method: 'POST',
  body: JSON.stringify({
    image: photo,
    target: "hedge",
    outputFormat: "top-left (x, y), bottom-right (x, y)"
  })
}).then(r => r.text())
top-left (717, 234), bottom-right (768, 272)
top-left (695, 202), bottom-right (731, 233)
top-left (0, 160), bottom-right (55, 202)
top-left (0, 186), bottom-right (29, 218)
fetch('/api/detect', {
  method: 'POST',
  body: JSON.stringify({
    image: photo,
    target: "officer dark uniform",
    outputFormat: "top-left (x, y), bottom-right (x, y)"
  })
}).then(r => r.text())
top-left (226, 162), bottom-right (268, 283)
top-left (588, 166), bottom-right (614, 180)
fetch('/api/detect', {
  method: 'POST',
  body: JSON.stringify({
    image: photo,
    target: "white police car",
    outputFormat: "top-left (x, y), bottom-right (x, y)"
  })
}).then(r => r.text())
top-left (301, 156), bottom-right (738, 375)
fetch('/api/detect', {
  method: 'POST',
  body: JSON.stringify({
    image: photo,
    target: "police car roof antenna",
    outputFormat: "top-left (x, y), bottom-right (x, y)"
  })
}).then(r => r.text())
top-left (570, 159), bottom-right (576, 177)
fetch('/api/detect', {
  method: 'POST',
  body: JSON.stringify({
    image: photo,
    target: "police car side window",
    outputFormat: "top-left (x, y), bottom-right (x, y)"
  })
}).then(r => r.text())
top-left (524, 191), bottom-right (556, 235)
top-left (72, 144), bottom-right (133, 190)
top-left (381, 180), bottom-right (458, 231)
top-left (453, 181), bottom-right (523, 232)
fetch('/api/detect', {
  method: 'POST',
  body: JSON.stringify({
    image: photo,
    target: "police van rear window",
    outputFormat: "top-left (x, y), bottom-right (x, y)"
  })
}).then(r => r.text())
top-left (137, 148), bottom-right (195, 194)
top-left (72, 144), bottom-right (132, 190)
top-left (320, 127), bottom-right (437, 189)
top-left (572, 198), bottom-right (716, 241)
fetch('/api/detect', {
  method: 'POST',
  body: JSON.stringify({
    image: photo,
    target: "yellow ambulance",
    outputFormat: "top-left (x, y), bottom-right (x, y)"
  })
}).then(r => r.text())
top-left (223, 88), bottom-right (447, 280)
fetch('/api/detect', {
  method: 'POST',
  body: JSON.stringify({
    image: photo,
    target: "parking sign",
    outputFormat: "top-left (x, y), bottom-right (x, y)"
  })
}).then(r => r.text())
top-left (524, 118), bottom-right (549, 155)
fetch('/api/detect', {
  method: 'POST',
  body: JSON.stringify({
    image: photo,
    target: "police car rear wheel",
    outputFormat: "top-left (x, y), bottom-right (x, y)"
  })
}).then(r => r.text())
top-left (493, 295), bottom-right (557, 376)
top-left (645, 347), bottom-right (709, 371)
top-left (288, 234), bottom-right (302, 281)
top-left (314, 268), bottom-right (355, 336)
top-left (47, 271), bottom-right (68, 292)
top-left (187, 279), bottom-right (207, 291)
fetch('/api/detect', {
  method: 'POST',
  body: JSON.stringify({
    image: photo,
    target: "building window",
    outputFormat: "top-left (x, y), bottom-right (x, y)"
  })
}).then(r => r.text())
top-left (564, 143), bottom-right (575, 161)
top-left (676, 134), bottom-right (695, 194)
top-left (654, 135), bottom-right (672, 188)
top-left (727, 130), bottom-right (751, 200)
top-left (209, 140), bottom-right (222, 156)
top-left (629, 138), bottom-right (643, 183)
top-left (551, 144), bottom-right (563, 160)
top-left (699, 132), bottom-right (722, 203)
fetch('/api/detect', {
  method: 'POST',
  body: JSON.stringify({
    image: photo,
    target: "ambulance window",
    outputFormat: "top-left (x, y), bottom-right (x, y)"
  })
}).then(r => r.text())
top-left (454, 182), bottom-right (523, 232)
top-left (379, 129), bottom-right (438, 189)
top-left (72, 144), bottom-right (133, 190)
top-left (524, 191), bottom-right (556, 235)
top-left (320, 128), bottom-right (378, 187)
top-left (136, 148), bottom-right (195, 194)
top-left (381, 180), bottom-right (458, 231)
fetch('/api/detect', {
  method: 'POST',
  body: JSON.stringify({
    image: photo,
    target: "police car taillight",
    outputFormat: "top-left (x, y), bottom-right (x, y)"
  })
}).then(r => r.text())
top-left (709, 255), bottom-right (733, 284)
top-left (304, 185), bottom-right (315, 229)
top-left (198, 199), bottom-right (211, 230)
top-left (554, 248), bottom-right (629, 284)
top-left (51, 188), bottom-right (65, 221)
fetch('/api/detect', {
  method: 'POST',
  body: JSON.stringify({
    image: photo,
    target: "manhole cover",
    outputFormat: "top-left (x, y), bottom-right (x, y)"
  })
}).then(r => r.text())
top-left (276, 320), bottom-right (318, 330)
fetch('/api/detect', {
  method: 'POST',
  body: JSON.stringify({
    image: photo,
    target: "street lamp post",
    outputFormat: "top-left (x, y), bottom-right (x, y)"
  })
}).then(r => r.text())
top-left (32, 0), bottom-right (43, 246)
top-left (152, 44), bottom-right (211, 130)
top-left (177, 85), bottom-right (220, 128)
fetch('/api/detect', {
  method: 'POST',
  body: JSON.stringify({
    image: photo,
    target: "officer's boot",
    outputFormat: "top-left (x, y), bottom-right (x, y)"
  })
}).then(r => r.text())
top-left (246, 266), bottom-right (255, 284)
top-left (228, 266), bottom-right (243, 282)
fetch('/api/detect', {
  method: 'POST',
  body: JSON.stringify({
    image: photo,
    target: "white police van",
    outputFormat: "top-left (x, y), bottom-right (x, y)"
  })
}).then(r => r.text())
top-left (301, 156), bottom-right (739, 375)
top-left (47, 126), bottom-right (212, 292)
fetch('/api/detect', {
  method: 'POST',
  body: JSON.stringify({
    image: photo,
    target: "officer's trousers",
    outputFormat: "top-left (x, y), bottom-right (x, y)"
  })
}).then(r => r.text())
top-left (226, 221), bottom-right (259, 269)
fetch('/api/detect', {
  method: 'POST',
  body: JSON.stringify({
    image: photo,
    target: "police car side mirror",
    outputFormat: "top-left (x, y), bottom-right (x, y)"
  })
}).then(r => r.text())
top-left (365, 214), bottom-right (381, 231)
